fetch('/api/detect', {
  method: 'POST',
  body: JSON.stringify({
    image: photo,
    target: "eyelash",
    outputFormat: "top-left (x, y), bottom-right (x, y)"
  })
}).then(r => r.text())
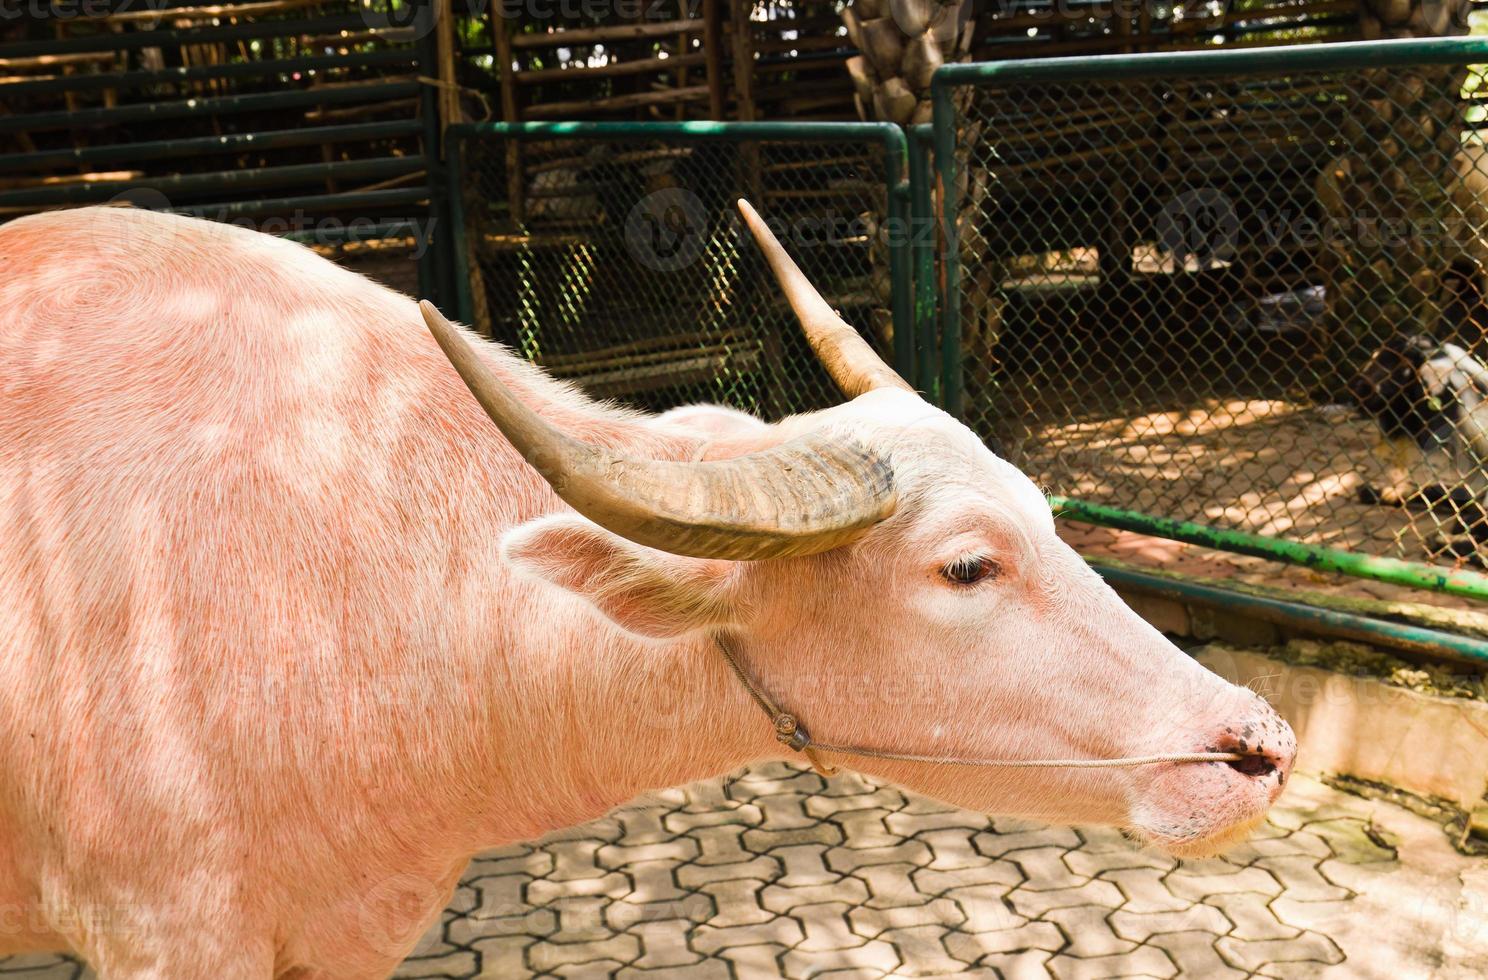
top-left (942, 554), bottom-right (999, 586)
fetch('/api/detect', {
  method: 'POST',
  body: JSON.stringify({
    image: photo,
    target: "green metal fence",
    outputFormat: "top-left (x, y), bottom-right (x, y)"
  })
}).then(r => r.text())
top-left (446, 121), bottom-right (911, 420)
top-left (930, 39), bottom-right (1488, 601)
top-left (0, 2), bottom-right (450, 307)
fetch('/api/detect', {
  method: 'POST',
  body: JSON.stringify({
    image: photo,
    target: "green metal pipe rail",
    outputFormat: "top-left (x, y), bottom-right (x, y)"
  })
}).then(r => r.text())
top-left (444, 120), bottom-right (915, 385)
top-left (1, 81), bottom-right (422, 134)
top-left (0, 50), bottom-right (414, 98)
top-left (0, 121), bottom-right (423, 175)
top-left (1095, 562), bottom-right (1488, 665)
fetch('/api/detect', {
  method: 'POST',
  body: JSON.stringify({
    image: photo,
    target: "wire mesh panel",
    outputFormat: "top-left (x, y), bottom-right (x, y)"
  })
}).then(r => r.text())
top-left (449, 123), bottom-right (906, 421)
top-left (938, 41), bottom-right (1488, 572)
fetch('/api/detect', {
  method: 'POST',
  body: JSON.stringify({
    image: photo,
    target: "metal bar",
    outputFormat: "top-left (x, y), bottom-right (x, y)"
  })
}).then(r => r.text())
top-left (0, 14), bottom-right (370, 58)
top-left (446, 131), bottom-right (474, 326)
top-left (0, 121), bottom-right (423, 174)
top-left (0, 158), bottom-right (422, 208)
top-left (1095, 562), bottom-right (1488, 665)
top-left (0, 50), bottom-right (413, 97)
top-left (934, 37), bottom-right (1488, 88)
top-left (172, 187), bottom-right (428, 220)
top-left (1053, 496), bottom-right (1488, 602)
top-left (908, 124), bottom-right (939, 400)
top-left (449, 121), bottom-right (911, 144)
top-left (0, 81), bottom-right (421, 134)
top-left (281, 219), bottom-right (429, 245)
top-left (930, 78), bottom-right (961, 417)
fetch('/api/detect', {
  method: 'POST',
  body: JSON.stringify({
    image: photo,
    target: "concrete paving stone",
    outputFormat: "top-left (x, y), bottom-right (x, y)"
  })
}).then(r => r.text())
top-left (1107, 903), bottom-right (1230, 942)
top-left (750, 792), bottom-right (819, 831)
top-left (1075, 825), bottom-right (1142, 855)
top-left (918, 829), bottom-right (994, 872)
top-left (469, 936), bottom-right (537, 978)
top-left (853, 862), bottom-right (948, 910)
top-left (761, 877), bottom-right (871, 914)
top-left (1303, 818), bottom-right (1399, 865)
top-left (604, 892), bottom-right (713, 931)
top-left (1062, 845), bottom-right (1173, 878)
top-left (1101, 868), bottom-right (1199, 914)
top-left (794, 901), bottom-right (871, 951)
top-left (448, 907), bottom-right (556, 946)
top-left (773, 843), bottom-right (841, 886)
top-left (662, 802), bottom-right (762, 835)
top-left (689, 913), bottom-right (805, 954)
top-left (1143, 931), bottom-right (1249, 980)
top-left (547, 896), bottom-right (618, 944)
top-left (976, 949), bottom-right (1056, 979)
top-left (1005, 847), bottom-right (1092, 892)
top-left (624, 860), bottom-right (687, 906)
top-left (1039, 905), bottom-right (1137, 958)
top-left (827, 809), bottom-right (904, 850)
top-left (448, 884), bottom-right (478, 916)
top-left (684, 826), bottom-right (755, 868)
top-left (826, 840), bottom-right (934, 874)
top-left (781, 938), bottom-right (902, 978)
top-left (872, 925), bottom-right (968, 976)
top-left (1214, 930), bottom-right (1346, 972)
top-left (613, 807), bottom-right (671, 846)
top-left (807, 788), bottom-right (909, 818)
top-left (1045, 943), bottom-right (1177, 980)
top-left (1250, 855), bottom-right (1352, 902)
top-left (674, 854), bottom-right (780, 889)
top-left (744, 821), bottom-right (845, 854)
top-left (1202, 891), bottom-right (1299, 941)
top-left (408, 916), bottom-right (456, 958)
top-left (817, 771), bottom-right (885, 798)
top-left (624, 919), bottom-right (703, 969)
top-left (1162, 865), bottom-right (1284, 902)
top-left (527, 871), bottom-right (632, 907)
top-left (527, 932), bottom-right (640, 973)
top-left (1005, 879), bottom-right (1125, 918)
top-left (914, 858), bottom-right (1024, 899)
top-left (596, 838), bottom-right (699, 871)
top-left (973, 826), bottom-right (1083, 858)
top-left (885, 809), bottom-right (993, 837)
top-left (943, 883), bottom-right (1030, 933)
top-left (1214, 830), bottom-right (1333, 865)
top-left (615, 961), bottom-right (732, 980)
top-left (392, 949), bottom-right (479, 978)
top-left (726, 769), bottom-right (824, 801)
top-left (549, 958), bottom-right (628, 979)
top-left (545, 840), bottom-right (610, 882)
top-left (1169, 855), bottom-right (1246, 877)
top-left (714, 942), bottom-right (789, 975)
top-left (942, 920), bottom-right (1065, 961)
top-left (468, 872), bottom-right (533, 918)
top-left (466, 848), bottom-right (554, 880)
top-left (696, 877), bottom-right (776, 927)
top-left (847, 896), bottom-right (964, 939)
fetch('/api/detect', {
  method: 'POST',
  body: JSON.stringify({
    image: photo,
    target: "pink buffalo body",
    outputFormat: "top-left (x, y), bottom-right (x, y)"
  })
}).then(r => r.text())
top-left (0, 207), bottom-right (1293, 977)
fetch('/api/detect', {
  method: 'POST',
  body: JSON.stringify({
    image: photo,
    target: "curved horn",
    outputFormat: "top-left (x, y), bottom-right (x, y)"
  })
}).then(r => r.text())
top-left (736, 199), bottom-right (914, 398)
top-left (420, 302), bottom-right (897, 561)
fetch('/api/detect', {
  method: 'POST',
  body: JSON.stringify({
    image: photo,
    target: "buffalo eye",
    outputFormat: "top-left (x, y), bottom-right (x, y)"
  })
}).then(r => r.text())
top-left (942, 554), bottom-right (999, 586)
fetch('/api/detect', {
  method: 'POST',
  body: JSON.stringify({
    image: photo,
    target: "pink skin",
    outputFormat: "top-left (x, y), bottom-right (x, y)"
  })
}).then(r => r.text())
top-left (0, 208), bottom-right (1294, 978)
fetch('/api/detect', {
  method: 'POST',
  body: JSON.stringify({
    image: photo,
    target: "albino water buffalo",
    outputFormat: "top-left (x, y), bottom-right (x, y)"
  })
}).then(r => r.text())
top-left (0, 202), bottom-right (1293, 977)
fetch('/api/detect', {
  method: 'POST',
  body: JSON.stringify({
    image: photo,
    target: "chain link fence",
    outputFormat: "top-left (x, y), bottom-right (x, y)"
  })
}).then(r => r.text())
top-left (934, 40), bottom-right (1488, 576)
top-left (446, 122), bottom-right (910, 421)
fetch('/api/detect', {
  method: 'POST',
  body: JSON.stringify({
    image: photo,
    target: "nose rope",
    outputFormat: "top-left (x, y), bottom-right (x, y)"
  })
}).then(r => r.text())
top-left (713, 634), bottom-right (1244, 778)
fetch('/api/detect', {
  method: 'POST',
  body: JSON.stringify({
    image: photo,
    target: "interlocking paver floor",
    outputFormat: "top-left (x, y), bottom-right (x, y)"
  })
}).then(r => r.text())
top-left (6, 768), bottom-right (1485, 978)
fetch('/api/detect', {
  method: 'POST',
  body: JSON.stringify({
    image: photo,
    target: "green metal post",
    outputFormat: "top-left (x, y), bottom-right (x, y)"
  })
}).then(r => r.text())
top-left (446, 132), bottom-right (475, 326)
top-left (1053, 496), bottom-right (1488, 603)
top-left (929, 78), bottom-right (962, 417)
top-left (908, 125), bottom-right (939, 400)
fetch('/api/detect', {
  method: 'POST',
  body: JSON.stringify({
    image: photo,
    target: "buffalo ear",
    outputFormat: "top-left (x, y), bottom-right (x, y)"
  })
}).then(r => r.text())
top-left (501, 515), bottom-right (741, 639)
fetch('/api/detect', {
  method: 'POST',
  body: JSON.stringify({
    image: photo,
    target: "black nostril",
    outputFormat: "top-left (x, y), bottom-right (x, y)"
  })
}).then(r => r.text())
top-left (1226, 754), bottom-right (1277, 779)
